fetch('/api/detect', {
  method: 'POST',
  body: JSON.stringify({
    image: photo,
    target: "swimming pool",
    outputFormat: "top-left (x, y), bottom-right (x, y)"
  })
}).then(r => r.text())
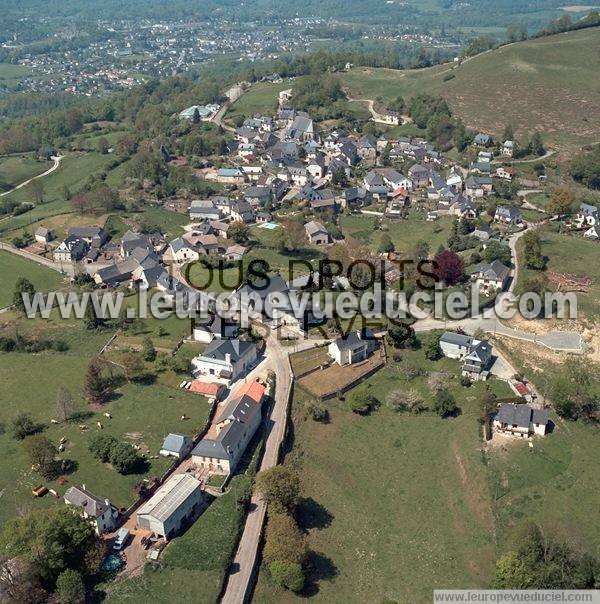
top-left (258, 222), bottom-right (280, 230)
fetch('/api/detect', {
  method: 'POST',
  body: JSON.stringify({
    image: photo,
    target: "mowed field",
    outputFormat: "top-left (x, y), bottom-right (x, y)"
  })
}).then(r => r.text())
top-left (0, 251), bottom-right (65, 307)
top-left (0, 155), bottom-right (53, 192)
top-left (341, 27), bottom-right (600, 150)
top-left (254, 346), bottom-right (600, 603)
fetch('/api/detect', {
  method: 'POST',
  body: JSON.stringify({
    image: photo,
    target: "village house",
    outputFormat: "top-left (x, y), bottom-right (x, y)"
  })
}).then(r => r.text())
top-left (408, 164), bottom-right (430, 188)
top-left (473, 133), bottom-right (492, 147)
top-left (193, 314), bottom-right (239, 343)
top-left (357, 134), bottom-right (378, 160)
top-left (494, 206), bottom-right (522, 226)
top-left (495, 166), bottom-right (515, 181)
top-left (364, 171), bottom-right (388, 197)
top-left (328, 328), bottom-right (377, 366)
top-left (190, 199), bottom-right (222, 222)
top-left (575, 202), bottom-right (598, 227)
top-left (502, 140), bottom-right (515, 157)
top-left (439, 332), bottom-right (493, 380)
top-left (64, 485), bottom-right (118, 535)
top-left (191, 338), bottom-right (258, 383)
top-left (473, 260), bottom-right (511, 293)
top-left (584, 224), bottom-right (600, 240)
top-left (68, 226), bottom-right (108, 248)
top-left (34, 226), bottom-right (54, 244)
top-left (493, 403), bottom-right (549, 437)
top-left (160, 433), bottom-right (194, 459)
top-left (191, 380), bottom-right (265, 475)
top-left (381, 109), bottom-right (400, 125)
top-left (305, 220), bottom-right (330, 245)
top-left (465, 175), bottom-right (493, 197)
top-left (54, 236), bottom-right (89, 263)
top-left (169, 238), bottom-right (200, 264)
top-left (136, 473), bottom-right (203, 541)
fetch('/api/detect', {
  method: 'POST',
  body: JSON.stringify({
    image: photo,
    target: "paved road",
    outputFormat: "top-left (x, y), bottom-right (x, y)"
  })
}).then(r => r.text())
top-left (0, 155), bottom-right (63, 198)
top-left (221, 329), bottom-right (293, 604)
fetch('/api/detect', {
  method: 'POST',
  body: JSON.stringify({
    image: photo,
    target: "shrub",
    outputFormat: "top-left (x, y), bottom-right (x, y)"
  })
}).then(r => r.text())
top-left (269, 560), bottom-right (305, 593)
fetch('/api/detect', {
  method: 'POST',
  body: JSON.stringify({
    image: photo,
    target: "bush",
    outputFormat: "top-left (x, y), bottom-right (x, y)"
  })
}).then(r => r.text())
top-left (269, 560), bottom-right (305, 593)
top-left (255, 467), bottom-right (300, 513)
top-left (56, 569), bottom-right (85, 604)
top-left (433, 389), bottom-right (460, 418)
top-left (306, 401), bottom-right (329, 423)
top-left (11, 412), bottom-right (41, 440)
top-left (347, 392), bottom-right (380, 415)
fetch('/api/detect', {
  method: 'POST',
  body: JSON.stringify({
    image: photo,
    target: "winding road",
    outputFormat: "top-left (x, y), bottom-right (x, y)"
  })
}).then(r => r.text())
top-left (0, 155), bottom-right (63, 198)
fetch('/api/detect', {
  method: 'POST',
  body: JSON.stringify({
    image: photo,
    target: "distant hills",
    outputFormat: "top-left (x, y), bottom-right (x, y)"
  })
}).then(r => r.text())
top-left (342, 27), bottom-right (600, 150)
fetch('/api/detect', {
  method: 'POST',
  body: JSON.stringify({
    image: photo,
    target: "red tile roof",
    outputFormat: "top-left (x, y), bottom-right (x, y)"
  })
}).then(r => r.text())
top-left (189, 380), bottom-right (224, 397)
top-left (233, 379), bottom-right (266, 404)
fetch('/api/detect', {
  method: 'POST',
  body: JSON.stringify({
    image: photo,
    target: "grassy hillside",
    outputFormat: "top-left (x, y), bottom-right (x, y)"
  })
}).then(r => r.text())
top-left (341, 27), bottom-right (600, 150)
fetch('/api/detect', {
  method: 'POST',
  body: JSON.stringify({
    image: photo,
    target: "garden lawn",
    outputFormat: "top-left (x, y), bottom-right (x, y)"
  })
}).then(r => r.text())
top-left (0, 250), bottom-right (65, 307)
top-left (341, 212), bottom-right (454, 254)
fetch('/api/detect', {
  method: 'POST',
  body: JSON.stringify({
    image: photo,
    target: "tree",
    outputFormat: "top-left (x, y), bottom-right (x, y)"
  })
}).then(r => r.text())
top-left (422, 332), bottom-right (441, 360)
top-left (530, 132), bottom-right (545, 157)
top-left (547, 186), bottom-right (576, 216)
top-left (142, 336), bottom-right (156, 362)
top-left (192, 107), bottom-right (200, 124)
top-left (29, 180), bottom-right (44, 204)
top-left (228, 221), bottom-right (250, 244)
top-left (122, 352), bottom-right (145, 382)
top-left (263, 513), bottom-right (307, 564)
top-left (55, 569), bottom-right (85, 604)
top-left (433, 249), bottom-right (465, 285)
top-left (378, 233), bottom-right (394, 253)
top-left (386, 322), bottom-right (417, 349)
top-left (0, 507), bottom-right (97, 585)
top-left (24, 434), bottom-right (59, 479)
top-left (484, 240), bottom-right (512, 265)
top-left (281, 220), bottom-right (305, 250)
top-left (492, 522), bottom-right (596, 589)
top-left (433, 389), bottom-right (460, 418)
top-left (11, 412), bottom-right (40, 440)
top-left (268, 560), bottom-right (305, 592)
top-left (88, 433), bottom-right (118, 463)
top-left (84, 360), bottom-right (109, 406)
top-left (570, 146), bottom-right (600, 190)
top-left (97, 137), bottom-right (110, 155)
top-left (522, 230), bottom-right (545, 270)
top-left (108, 441), bottom-right (140, 474)
top-left (13, 277), bottom-right (36, 313)
top-left (503, 124), bottom-right (515, 141)
top-left (83, 301), bottom-right (103, 330)
top-left (387, 389), bottom-right (425, 414)
top-left (56, 385), bottom-right (75, 422)
top-left (255, 466), bottom-right (301, 513)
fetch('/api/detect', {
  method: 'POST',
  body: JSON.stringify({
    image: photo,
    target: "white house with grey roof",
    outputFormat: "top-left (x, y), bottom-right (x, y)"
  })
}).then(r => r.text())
top-left (136, 473), bottom-right (203, 540)
top-left (575, 202), bottom-right (598, 227)
top-left (191, 338), bottom-right (257, 383)
top-left (440, 331), bottom-right (493, 380)
top-left (328, 328), bottom-right (378, 366)
top-left (160, 433), bottom-right (194, 459)
top-left (473, 260), bottom-right (511, 293)
top-left (493, 403), bottom-right (549, 437)
top-left (64, 485), bottom-right (118, 535)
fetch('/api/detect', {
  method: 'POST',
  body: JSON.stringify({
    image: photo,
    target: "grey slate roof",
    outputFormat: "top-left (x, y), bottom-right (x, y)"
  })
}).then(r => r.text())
top-left (161, 433), bottom-right (192, 455)
top-left (64, 485), bottom-right (109, 517)
top-left (495, 403), bottom-right (548, 428)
